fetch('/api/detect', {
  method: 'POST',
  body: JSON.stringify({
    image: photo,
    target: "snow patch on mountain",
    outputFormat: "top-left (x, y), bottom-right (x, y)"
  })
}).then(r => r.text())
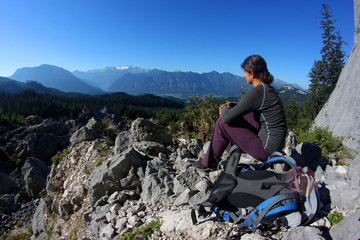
top-left (116, 66), bottom-right (130, 70)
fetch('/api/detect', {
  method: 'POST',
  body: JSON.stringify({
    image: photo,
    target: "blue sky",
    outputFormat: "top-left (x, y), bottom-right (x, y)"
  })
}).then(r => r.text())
top-left (0, 0), bottom-right (355, 89)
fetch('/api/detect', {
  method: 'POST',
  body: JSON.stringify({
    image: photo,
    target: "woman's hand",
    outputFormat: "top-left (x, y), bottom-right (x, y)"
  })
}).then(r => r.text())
top-left (219, 102), bottom-right (231, 116)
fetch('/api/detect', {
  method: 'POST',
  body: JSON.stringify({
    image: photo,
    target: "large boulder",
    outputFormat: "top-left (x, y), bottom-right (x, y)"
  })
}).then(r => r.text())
top-left (330, 209), bottom-right (360, 240)
top-left (75, 106), bottom-right (125, 132)
top-left (88, 148), bottom-right (144, 206)
top-left (140, 157), bottom-right (175, 204)
top-left (347, 153), bottom-right (360, 187)
top-left (86, 117), bottom-right (103, 136)
top-left (4, 119), bottom-right (70, 163)
top-left (160, 209), bottom-right (227, 240)
top-left (133, 141), bottom-right (170, 157)
top-left (35, 133), bottom-right (69, 162)
top-left (314, 0), bottom-right (360, 150)
top-left (315, 155), bottom-right (360, 211)
top-left (70, 106), bottom-right (126, 145)
top-left (114, 130), bottom-right (135, 155)
top-left (281, 226), bottom-right (325, 240)
top-left (27, 119), bottom-right (68, 138)
top-left (330, 185), bottom-right (360, 210)
top-left (32, 200), bottom-right (48, 238)
top-left (70, 126), bottom-right (97, 146)
top-left (130, 118), bottom-right (172, 146)
top-left (24, 115), bottom-right (43, 125)
top-left (22, 157), bottom-right (50, 198)
top-left (323, 163), bottom-right (360, 210)
top-left (173, 167), bottom-right (204, 195)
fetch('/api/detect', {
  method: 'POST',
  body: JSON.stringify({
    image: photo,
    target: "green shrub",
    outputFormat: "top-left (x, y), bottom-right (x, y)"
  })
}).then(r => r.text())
top-left (1, 227), bottom-right (32, 240)
top-left (297, 127), bottom-right (344, 157)
top-left (141, 149), bottom-right (152, 156)
top-left (104, 128), bottom-right (119, 144)
top-left (15, 220), bottom-right (24, 227)
top-left (25, 227), bottom-right (33, 240)
top-left (102, 119), bottom-right (121, 145)
top-left (46, 223), bottom-right (54, 238)
top-left (182, 94), bottom-right (218, 142)
top-left (328, 212), bottom-right (344, 225)
top-left (94, 142), bottom-right (110, 157)
top-left (116, 218), bottom-right (162, 240)
top-left (52, 148), bottom-right (69, 166)
top-left (95, 158), bottom-right (104, 167)
top-left (93, 142), bottom-right (111, 167)
top-left (68, 219), bottom-right (83, 240)
top-left (0, 233), bottom-right (27, 240)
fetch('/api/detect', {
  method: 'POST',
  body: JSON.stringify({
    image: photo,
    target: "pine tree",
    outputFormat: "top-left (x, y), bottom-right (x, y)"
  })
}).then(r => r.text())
top-left (284, 95), bottom-right (299, 130)
top-left (308, 59), bottom-right (327, 118)
top-left (307, 3), bottom-right (345, 118)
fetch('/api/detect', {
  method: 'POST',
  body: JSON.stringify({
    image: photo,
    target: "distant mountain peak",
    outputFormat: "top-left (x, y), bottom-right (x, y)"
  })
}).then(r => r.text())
top-left (10, 65), bottom-right (104, 95)
top-left (272, 78), bottom-right (306, 92)
top-left (72, 66), bottom-right (151, 90)
top-left (116, 66), bottom-right (131, 70)
top-left (276, 84), bottom-right (307, 94)
top-left (84, 66), bottom-right (144, 73)
top-left (39, 64), bottom-right (58, 68)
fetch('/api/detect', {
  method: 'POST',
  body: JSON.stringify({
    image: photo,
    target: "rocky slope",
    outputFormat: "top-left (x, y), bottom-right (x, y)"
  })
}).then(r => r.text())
top-left (1, 107), bottom-right (360, 239)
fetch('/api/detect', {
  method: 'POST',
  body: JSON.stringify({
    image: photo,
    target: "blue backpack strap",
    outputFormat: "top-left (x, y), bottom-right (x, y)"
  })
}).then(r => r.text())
top-left (260, 152), bottom-right (297, 171)
top-left (214, 208), bottom-right (239, 222)
top-left (241, 192), bottom-right (299, 232)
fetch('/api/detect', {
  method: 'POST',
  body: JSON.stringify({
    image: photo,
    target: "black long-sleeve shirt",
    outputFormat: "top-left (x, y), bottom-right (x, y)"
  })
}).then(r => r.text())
top-left (221, 82), bottom-right (287, 154)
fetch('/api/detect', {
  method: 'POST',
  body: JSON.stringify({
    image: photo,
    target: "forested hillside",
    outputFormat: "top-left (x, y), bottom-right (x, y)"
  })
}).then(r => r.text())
top-left (0, 90), bottom-right (184, 126)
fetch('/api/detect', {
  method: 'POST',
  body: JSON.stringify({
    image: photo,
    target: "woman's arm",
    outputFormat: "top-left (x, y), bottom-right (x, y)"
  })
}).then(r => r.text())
top-left (220, 85), bottom-right (264, 124)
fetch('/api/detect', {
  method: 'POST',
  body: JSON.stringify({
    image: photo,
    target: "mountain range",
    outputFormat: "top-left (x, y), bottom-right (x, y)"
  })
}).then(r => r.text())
top-left (3, 64), bottom-right (308, 102)
top-left (10, 64), bottom-right (105, 95)
top-left (72, 66), bottom-right (151, 90)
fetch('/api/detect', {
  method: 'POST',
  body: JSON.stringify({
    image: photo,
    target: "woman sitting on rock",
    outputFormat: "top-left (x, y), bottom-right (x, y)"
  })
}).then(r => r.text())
top-left (196, 54), bottom-right (287, 172)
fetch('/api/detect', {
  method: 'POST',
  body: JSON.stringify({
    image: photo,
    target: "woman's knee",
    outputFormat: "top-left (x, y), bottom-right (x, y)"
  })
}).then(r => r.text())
top-left (254, 150), bottom-right (271, 162)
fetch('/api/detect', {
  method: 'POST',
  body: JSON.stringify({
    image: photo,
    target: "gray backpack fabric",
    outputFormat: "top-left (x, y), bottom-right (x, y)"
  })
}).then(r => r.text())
top-left (192, 150), bottom-right (320, 237)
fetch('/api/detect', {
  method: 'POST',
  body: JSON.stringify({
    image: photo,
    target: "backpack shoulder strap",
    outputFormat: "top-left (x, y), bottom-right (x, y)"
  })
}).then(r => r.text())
top-left (191, 201), bottom-right (215, 224)
top-left (261, 152), bottom-right (297, 171)
top-left (241, 192), bottom-right (299, 232)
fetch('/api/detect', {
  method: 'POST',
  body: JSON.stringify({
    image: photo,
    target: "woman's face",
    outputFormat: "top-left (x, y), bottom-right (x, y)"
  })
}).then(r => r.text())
top-left (244, 71), bottom-right (254, 84)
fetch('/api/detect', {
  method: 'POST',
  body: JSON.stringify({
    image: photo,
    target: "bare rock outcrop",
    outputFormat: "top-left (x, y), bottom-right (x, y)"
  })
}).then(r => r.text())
top-left (130, 118), bottom-right (172, 146)
top-left (314, 0), bottom-right (360, 151)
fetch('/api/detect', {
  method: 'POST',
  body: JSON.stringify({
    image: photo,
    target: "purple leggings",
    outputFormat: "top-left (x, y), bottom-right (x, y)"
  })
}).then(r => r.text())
top-left (202, 114), bottom-right (270, 168)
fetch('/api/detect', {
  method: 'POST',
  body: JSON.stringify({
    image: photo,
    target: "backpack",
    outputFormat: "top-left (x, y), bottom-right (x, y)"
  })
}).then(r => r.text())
top-left (191, 149), bottom-right (320, 237)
